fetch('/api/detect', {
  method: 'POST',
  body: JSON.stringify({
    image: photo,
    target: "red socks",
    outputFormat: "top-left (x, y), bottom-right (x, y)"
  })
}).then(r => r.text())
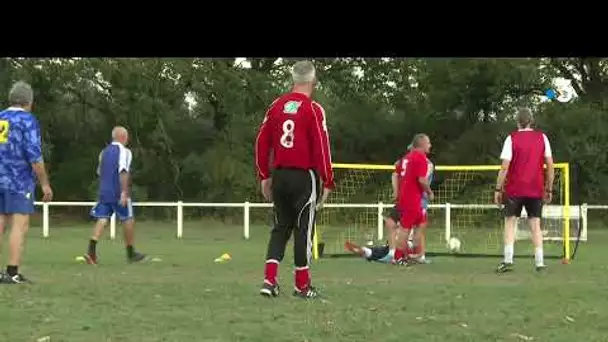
top-left (265, 260), bottom-right (311, 291)
top-left (394, 248), bottom-right (405, 260)
top-left (264, 260), bottom-right (279, 285)
top-left (295, 266), bottom-right (310, 291)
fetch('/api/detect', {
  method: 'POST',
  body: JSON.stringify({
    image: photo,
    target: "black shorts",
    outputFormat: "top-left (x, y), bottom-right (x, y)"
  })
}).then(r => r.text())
top-left (504, 197), bottom-right (543, 218)
top-left (384, 205), bottom-right (400, 223)
top-left (367, 244), bottom-right (390, 261)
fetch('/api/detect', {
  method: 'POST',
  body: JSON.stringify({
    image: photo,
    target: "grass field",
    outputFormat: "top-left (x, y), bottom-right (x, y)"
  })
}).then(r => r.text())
top-left (1, 220), bottom-right (607, 342)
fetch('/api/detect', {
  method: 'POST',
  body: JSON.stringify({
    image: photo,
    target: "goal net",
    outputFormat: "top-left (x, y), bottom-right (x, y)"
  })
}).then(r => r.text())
top-left (314, 163), bottom-right (581, 261)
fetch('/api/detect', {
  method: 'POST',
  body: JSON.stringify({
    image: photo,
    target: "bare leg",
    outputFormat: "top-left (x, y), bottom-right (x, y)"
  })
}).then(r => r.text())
top-left (0, 215), bottom-right (5, 258)
top-left (7, 214), bottom-right (29, 276)
top-left (123, 218), bottom-right (135, 247)
top-left (91, 219), bottom-right (108, 241)
top-left (503, 216), bottom-right (517, 264)
top-left (410, 225), bottom-right (426, 259)
top-left (418, 227), bottom-right (426, 257)
top-left (528, 217), bottom-right (544, 267)
top-left (384, 217), bottom-right (398, 249)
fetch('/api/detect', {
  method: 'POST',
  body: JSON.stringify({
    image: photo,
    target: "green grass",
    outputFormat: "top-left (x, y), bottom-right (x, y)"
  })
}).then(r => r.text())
top-left (1, 220), bottom-right (607, 341)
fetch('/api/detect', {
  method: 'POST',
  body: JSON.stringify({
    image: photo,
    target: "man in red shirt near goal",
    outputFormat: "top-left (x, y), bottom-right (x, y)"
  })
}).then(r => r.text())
top-left (494, 107), bottom-right (554, 273)
top-left (255, 61), bottom-right (335, 299)
top-left (392, 134), bottom-right (434, 264)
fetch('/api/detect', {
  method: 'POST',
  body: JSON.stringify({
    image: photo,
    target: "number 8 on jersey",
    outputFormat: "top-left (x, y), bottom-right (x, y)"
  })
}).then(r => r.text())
top-left (280, 119), bottom-right (295, 149)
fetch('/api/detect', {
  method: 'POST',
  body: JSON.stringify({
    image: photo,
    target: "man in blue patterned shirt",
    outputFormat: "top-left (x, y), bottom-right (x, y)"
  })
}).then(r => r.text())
top-left (82, 126), bottom-right (146, 264)
top-left (0, 81), bottom-right (53, 284)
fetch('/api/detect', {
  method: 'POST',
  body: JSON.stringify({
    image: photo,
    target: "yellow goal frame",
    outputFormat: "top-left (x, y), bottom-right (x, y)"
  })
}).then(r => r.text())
top-left (312, 162), bottom-right (571, 262)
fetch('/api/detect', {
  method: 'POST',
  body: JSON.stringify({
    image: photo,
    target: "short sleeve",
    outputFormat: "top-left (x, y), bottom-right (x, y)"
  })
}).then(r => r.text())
top-left (500, 135), bottom-right (512, 161)
top-left (543, 134), bottom-right (552, 158)
top-left (23, 115), bottom-right (43, 164)
top-left (394, 159), bottom-right (402, 174)
top-left (118, 146), bottom-right (132, 172)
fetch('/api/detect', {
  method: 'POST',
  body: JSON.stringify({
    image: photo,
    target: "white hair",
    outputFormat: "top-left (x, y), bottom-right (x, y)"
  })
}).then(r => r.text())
top-left (9, 81), bottom-right (33, 106)
top-left (291, 61), bottom-right (316, 84)
top-left (112, 126), bottom-right (128, 140)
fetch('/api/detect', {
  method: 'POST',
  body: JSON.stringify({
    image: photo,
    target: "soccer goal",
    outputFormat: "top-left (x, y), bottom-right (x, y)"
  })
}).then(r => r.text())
top-left (313, 162), bottom-right (583, 262)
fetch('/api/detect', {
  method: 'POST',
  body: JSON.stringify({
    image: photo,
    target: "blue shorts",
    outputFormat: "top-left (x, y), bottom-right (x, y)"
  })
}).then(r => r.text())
top-left (90, 199), bottom-right (134, 222)
top-left (0, 190), bottom-right (35, 214)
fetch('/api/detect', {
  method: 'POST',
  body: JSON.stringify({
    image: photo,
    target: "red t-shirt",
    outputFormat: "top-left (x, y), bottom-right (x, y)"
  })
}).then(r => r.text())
top-left (254, 92), bottom-right (335, 189)
top-left (397, 149), bottom-right (428, 211)
top-left (503, 130), bottom-right (548, 198)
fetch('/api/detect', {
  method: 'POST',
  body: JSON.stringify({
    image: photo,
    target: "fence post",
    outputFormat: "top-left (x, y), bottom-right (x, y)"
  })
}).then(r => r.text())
top-left (42, 202), bottom-right (50, 238)
top-left (244, 201), bottom-right (250, 240)
top-left (444, 203), bottom-right (451, 242)
top-left (582, 203), bottom-right (588, 241)
top-left (110, 214), bottom-right (116, 239)
top-left (177, 201), bottom-right (183, 239)
top-left (377, 201), bottom-right (384, 241)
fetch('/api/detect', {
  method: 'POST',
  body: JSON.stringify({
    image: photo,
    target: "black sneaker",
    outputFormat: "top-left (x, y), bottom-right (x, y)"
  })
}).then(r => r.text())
top-left (496, 262), bottom-right (514, 273)
top-left (293, 285), bottom-right (319, 299)
top-left (128, 252), bottom-right (147, 263)
top-left (535, 264), bottom-right (547, 272)
top-left (260, 282), bottom-right (280, 297)
top-left (0, 273), bottom-right (31, 284)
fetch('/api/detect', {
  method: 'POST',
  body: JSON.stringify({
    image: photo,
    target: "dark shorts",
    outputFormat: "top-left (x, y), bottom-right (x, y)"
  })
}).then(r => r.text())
top-left (384, 205), bottom-right (401, 223)
top-left (504, 197), bottom-right (543, 218)
top-left (368, 244), bottom-right (390, 261)
top-left (0, 190), bottom-right (35, 214)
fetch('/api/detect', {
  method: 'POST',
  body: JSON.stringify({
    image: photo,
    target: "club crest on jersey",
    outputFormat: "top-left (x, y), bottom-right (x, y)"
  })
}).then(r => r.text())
top-left (283, 101), bottom-right (301, 114)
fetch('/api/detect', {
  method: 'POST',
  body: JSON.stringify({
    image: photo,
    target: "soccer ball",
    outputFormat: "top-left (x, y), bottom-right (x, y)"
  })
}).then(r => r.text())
top-left (447, 237), bottom-right (461, 253)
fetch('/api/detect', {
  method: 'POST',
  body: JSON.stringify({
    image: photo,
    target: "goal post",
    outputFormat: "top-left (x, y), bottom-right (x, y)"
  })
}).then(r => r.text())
top-left (313, 162), bottom-right (579, 262)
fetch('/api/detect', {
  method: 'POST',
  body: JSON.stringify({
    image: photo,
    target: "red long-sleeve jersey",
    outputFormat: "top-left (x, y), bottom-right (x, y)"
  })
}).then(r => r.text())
top-left (255, 92), bottom-right (335, 189)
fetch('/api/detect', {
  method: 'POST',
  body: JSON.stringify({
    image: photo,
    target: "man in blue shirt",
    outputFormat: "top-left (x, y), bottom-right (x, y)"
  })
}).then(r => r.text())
top-left (0, 81), bottom-right (53, 284)
top-left (83, 126), bottom-right (146, 264)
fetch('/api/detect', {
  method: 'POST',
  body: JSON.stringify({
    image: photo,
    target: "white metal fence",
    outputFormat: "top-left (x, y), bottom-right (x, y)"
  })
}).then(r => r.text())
top-left (32, 201), bottom-right (598, 242)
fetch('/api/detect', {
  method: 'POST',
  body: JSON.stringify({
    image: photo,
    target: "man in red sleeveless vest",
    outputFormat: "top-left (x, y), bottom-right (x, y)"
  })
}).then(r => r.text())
top-left (494, 108), bottom-right (554, 273)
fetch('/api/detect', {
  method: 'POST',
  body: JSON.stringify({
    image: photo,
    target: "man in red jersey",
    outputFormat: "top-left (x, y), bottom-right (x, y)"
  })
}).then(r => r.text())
top-left (392, 134), bottom-right (433, 264)
top-left (494, 108), bottom-right (554, 273)
top-left (255, 61), bottom-right (335, 299)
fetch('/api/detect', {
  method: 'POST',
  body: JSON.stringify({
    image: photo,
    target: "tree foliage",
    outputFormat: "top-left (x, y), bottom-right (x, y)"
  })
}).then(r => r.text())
top-left (2, 57), bottom-right (606, 214)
